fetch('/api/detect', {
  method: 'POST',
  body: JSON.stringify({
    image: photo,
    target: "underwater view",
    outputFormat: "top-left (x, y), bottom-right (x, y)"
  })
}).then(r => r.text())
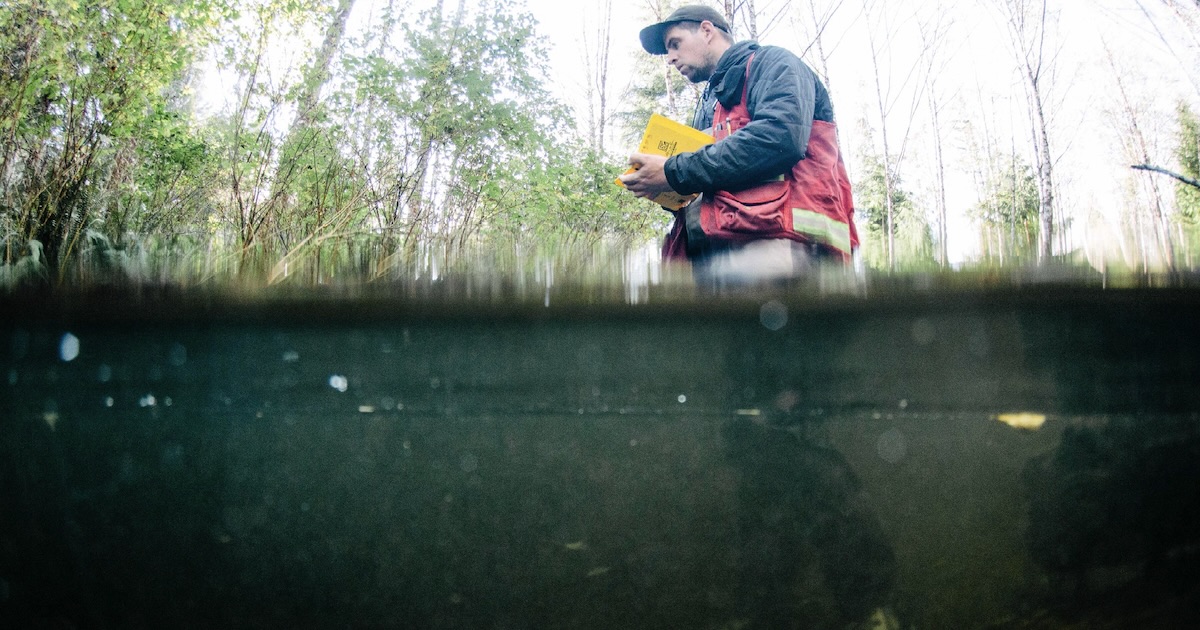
top-left (4, 276), bottom-right (1200, 629)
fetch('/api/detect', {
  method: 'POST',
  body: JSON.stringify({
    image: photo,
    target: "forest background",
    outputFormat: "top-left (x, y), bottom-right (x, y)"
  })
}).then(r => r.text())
top-left (2, 0), bottom-right (1199, 288)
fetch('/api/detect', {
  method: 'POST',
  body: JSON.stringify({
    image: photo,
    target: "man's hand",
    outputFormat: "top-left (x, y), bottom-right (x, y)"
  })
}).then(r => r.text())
top-left (619, 153), bottom-right (675, 201)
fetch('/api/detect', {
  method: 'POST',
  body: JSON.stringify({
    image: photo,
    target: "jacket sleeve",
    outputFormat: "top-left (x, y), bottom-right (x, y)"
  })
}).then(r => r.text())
top-left (663, 47), bottom-right (816, 194)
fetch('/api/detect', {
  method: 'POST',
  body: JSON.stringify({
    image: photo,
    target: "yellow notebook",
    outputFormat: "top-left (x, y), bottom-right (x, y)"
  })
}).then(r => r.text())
top-left (616, 113), bottom-right (714, 209)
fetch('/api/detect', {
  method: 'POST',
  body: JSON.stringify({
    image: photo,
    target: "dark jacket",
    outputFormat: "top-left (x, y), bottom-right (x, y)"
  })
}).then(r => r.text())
top-left (663, 41), bottom-right (834, 196)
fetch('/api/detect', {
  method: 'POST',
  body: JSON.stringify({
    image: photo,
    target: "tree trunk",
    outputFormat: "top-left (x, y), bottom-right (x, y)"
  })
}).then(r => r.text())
top-left (929, 89), bottom-right (948, 266)
top-left (270, 0), bottom-right (356, 212)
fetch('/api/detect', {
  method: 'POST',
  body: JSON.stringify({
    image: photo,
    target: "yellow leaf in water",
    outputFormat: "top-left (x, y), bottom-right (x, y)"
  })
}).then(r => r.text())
top-left (43, 412), bottom-right (59, 431)
top-left (996, 413), bottom-right (1047, 431)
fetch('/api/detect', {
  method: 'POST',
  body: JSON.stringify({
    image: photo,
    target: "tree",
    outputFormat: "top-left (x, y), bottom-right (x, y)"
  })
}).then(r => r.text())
top-left (1104, 42), bottom-right (1175, 269)
top-left (860, 0), bottom-right (942, 269)
top-left (616, 0), bottom-right (701, 143)
top-left (794, 0), bottom-right (847, 93)
top-left (270, 0), bottom-right (357, 227)
top-left (994, 0), bottom-right (1059, 264)
top-left (0, 0), bottom-right (219, 275)
top-left (971, 153), bottom-right (1040, 264)
top-left (854, 119), bottom-right (933, 269)
top-left (580, 0), bottom-right (615, 154)
top-left (1175, 102), bottom-right (1200, 222)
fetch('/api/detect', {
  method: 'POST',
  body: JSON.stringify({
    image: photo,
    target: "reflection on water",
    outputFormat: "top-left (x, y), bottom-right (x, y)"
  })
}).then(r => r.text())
top-left (3, 286), bottom-right (1200, 628)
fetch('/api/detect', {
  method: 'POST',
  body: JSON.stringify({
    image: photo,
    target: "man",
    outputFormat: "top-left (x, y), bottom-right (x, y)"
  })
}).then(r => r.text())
top-left (624, 10), bottom-right (895, 629)
top-left (619, 5), bottom-right (858, 284)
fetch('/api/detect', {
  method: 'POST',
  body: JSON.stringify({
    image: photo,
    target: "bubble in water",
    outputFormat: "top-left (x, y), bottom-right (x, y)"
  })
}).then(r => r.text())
top-left (460, 453), bottom-right (479, 473)
top-left (876, 428), bottom-right (907, 464)
top-left (139, 394), bottom-right (157, 407)
top-left (677, 394), bottom-right (687, 403)
top-left (283, 350), bottom-right (300, 363)
top-left (329, 375), bottom-right (349, 392)
top-left (105, 396), bottom-right (114, 408)
top-left (59, 333), bottom-right (80, 362)
top-left (97, 364), bottom-right (112, 383)
top-left (7, 369), bottom-right (16, 386)
top-left (759, 301), bottom-right (788, 331)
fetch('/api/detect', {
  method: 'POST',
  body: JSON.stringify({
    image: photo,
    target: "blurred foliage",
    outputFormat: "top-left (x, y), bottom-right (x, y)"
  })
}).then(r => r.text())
top-left (1177, 102), bottom-right (1200, 224)
top-left (854, 148), bottom-right (936, 270)
top-left (0, 0), bottom-right (664, 287)
top-left (971, 154), bottom-right (1041, 265)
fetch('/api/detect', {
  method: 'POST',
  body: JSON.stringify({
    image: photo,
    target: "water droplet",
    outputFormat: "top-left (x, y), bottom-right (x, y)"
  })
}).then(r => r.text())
top-left (677, 394), bottom-right (687, 403)
top-left (59, 333), bottom-right (80, 362)
top-left (460, 453), bottom-right (479, 473)
top-left (329, 375), bottom-right (349, 392)
top-left (163, 397), bottom-right (173, 407)
top-left (876, 428), bottom-right (907, 464)
top-left (430, 377), bottom-right (441, 389)
top-left (760, 301), bottom-right (788, 331)
top-left (898, 399), bottom-right (908, 410)
top-left (104, 396), bottom-right (114, 408)
top-left (139, 394), bottom-right (157, 407)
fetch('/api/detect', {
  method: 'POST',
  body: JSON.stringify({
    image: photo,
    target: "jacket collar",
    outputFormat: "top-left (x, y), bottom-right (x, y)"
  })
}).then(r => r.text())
top-left (707, 41), bottom-right (759, 108)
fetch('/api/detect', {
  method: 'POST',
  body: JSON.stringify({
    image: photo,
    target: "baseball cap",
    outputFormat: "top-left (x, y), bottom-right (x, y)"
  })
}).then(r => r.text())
top-left (638, 5), bottom-right (732, 55)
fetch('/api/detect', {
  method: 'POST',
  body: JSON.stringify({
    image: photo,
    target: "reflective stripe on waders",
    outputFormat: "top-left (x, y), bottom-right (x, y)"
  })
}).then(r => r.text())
top-left (792, 207), bottom-right (852, 254)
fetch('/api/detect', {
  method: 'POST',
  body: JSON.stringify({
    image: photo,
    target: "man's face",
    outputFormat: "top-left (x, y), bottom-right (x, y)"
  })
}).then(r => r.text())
top-left (663, 22), bottom-right (716, 83)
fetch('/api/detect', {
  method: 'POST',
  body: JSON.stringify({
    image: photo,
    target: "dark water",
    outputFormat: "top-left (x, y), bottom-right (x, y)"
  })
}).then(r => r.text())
top-left (3, 286), bottom-right (1200, 628)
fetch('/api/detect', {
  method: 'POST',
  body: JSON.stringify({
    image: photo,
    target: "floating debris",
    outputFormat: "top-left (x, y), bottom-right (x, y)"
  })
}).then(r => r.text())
top-left (996, 412), bottom-right (1047, 431)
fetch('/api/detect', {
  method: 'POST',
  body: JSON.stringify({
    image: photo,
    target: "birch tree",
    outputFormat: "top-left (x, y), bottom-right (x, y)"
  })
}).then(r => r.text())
top-left (861, 0), bottom-right (941, 269)
top-left (994, 0), bottom-right (1059, 264)
top-left (581, 0), bottom-right (615, 154)
top-left (1103, 43), bottom-right (1176, 269)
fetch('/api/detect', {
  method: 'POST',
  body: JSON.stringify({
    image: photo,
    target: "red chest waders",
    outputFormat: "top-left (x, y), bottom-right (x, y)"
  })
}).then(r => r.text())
top-left (662, 55), bottom-right (858, 263)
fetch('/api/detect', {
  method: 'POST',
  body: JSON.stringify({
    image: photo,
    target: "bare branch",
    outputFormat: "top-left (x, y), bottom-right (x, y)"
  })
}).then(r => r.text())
top-left (1132, 164), bottom-right (1200, 189)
